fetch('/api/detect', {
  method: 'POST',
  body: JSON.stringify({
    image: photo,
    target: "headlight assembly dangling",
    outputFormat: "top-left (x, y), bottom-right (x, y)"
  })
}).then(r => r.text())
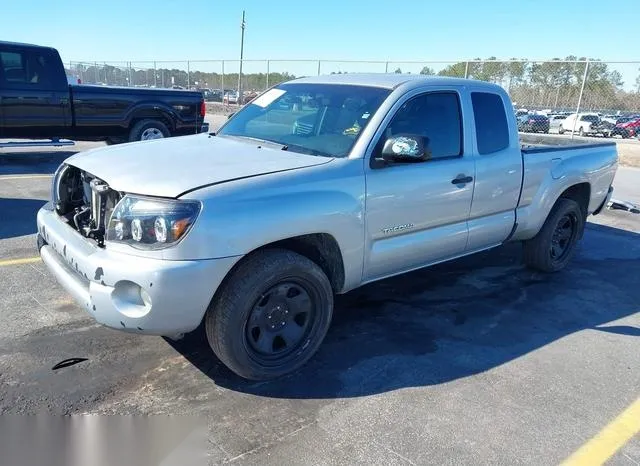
top-left (50, 163), bottom-right (66, 205)
top-left (105, 195), bottom-right (201, 250)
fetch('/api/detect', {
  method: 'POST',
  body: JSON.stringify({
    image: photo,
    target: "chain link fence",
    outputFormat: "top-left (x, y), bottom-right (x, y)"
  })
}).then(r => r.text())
top-left (66, 59), bottom-right (640, 116)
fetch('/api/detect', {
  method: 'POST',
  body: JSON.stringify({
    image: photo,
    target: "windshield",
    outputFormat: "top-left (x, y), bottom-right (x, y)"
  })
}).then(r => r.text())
top-left (217, 83), bottom-right (391, 158)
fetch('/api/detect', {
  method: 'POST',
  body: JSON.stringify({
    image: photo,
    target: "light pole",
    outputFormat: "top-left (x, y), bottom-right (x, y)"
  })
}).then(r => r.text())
top-left (237, 10), bottom-right (245, 106)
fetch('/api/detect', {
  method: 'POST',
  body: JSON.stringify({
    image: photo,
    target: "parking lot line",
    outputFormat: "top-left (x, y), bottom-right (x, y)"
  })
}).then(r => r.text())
top-left (0, 257), bottom-right (41, 267)
top-left (0, 174), bottom-right (53, 180)
top-left (561, 397), bottom-right (640, 466)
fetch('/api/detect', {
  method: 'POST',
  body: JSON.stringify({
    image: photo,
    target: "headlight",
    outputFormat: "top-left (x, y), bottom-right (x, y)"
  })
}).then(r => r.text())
top-left (106, 195), bottom-right (201, 250)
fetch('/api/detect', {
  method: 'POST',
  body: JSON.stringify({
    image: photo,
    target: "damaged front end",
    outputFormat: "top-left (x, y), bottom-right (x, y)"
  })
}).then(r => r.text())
top-left (52, 164), bottom-right (121, 246)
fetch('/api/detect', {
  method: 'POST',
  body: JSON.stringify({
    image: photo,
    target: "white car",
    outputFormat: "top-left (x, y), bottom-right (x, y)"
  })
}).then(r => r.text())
top-left (549, 114), bottom-right (567, 131)
top-left (558, 113), bottom-right (601, 136)
top-left (224, 91), bottom-right (239, 104)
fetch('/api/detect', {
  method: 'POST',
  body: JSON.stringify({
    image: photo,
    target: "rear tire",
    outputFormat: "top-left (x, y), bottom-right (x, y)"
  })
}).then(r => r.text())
top-left (205, 249), bottom-right (334, 381)
top-left (523, 198), bottom-right (584, 273)
top-left (128, 119), bottom-right (170, 142)
top-left (558, 125), bottom-right (565, 135)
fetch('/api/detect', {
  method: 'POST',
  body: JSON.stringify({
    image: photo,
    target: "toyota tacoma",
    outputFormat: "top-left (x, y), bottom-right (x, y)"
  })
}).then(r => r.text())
top-left (37, 74), bottom-right (618, 380)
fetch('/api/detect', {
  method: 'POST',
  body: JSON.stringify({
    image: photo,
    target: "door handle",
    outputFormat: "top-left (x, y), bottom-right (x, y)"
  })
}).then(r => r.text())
top-left (451, 175), bottom-right (473, 185)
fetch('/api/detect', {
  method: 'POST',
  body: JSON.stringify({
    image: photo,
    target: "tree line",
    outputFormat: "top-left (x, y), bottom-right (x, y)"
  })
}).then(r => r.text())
top-left (414, 57), bottom-right (639, 112)
top-left (69, 57), bottom-right (640, 112)
top-left (68, 63), bottom-right (295, 91)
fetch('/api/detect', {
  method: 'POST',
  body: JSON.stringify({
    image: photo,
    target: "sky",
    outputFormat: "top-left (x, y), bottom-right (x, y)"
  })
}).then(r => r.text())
top-left (3, 0), bottom-right (639, 87)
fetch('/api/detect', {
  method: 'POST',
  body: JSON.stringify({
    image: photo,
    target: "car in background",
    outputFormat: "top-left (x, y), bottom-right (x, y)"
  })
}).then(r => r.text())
top-left (611, 118), bottom-right (640, 138)
top-left (241, 90), bottom-right (259, 104)
top-left (601, 114), bottom-right (625, 125)
top-left (614, 116), bottom-right (635, 125)
top-left (558, 113), bottom-right (611, 137)
top-left (200, 88), bottom-right (223, 102)
top-left (548, 114), bottom-right (567, 132)
top-left (204, 89), bottom-right (223, 102)
top-left (224, 90), bottom-right (239, 104)
top-left (517, 113), bottom-right (549, 133)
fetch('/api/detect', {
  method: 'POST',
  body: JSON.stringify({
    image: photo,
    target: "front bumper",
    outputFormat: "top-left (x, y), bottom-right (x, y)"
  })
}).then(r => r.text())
top-left (37, 203), bottom-right (240, 338)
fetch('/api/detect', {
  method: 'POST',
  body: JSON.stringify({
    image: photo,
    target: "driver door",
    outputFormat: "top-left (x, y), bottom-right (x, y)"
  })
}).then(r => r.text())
top-left (363, 88), bottom-right (475, 281)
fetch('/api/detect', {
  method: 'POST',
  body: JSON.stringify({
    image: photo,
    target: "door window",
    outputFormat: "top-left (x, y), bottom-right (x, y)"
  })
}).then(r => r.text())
top-left (377, 91), bottom-right (463, 159)
top-left (471, 92), bottom-right (509, 154)
top-left (0, 49), bottom-right (52, 87)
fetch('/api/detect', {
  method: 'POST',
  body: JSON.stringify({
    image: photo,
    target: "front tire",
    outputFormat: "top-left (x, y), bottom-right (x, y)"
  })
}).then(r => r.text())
top-left (205, 249), bottom-right (334, 380)
top-left (578, 127), bottom-right (584, 137)
top-left (128, 119), bottom-right (170, 142)
top-left (558, 125), bottom-right (565, 135)
top-left (522, 198), bottom-right (584, 273)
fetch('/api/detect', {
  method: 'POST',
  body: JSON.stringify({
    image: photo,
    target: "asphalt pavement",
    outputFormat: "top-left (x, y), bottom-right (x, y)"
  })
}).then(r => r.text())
top-left (0, 137), bottom-right (638, 465)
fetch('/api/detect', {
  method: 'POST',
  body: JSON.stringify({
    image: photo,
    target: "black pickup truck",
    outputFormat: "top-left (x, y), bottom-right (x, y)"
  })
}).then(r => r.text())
top-left (0, 41), bottom-right (208, 145)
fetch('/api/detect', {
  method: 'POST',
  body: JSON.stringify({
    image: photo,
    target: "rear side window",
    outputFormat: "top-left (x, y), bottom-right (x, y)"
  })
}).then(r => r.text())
top-left (383, 91), bottom-right (462, 159)
top-left (471, 92), bottom-right (509, 154)
top-left (0, 49), bottom-right (52, 87)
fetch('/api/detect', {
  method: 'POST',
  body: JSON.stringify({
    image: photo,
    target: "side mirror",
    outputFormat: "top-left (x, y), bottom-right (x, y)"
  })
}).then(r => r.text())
top-left (380, 134), bottom-right (430, 163)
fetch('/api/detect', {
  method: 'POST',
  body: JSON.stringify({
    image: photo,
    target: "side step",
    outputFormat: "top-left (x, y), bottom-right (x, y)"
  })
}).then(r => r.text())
top-left (0, 138), bottom-right (75, 149)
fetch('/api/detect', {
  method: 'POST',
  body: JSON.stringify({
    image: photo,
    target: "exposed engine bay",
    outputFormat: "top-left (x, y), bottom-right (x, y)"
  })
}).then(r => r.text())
top-left (52, 165), bottom-right (121, 246)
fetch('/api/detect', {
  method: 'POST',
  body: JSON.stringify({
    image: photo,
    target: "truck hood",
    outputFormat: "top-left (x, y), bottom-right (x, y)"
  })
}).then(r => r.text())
top-left (65, 134), bottom-right (333, 198)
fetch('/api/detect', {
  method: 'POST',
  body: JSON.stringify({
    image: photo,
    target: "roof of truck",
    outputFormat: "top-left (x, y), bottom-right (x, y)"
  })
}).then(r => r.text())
top-left (288, 73), bottom-right (498, 90)
top-left (0, 40), bottom-right (56, 51)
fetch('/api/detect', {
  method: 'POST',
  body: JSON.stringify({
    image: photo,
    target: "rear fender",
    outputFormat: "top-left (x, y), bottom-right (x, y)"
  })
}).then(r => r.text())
top-left (124, 103), bottom-right (177, 130)
top-left (512, 149), bottom-right (616, 241)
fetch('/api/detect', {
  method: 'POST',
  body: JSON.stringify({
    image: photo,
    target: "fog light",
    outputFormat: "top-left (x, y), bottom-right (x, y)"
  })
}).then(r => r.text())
top-left (131, 218), bottom-right (142, 242)
top-left (154, 217), bottom-right (168, 243)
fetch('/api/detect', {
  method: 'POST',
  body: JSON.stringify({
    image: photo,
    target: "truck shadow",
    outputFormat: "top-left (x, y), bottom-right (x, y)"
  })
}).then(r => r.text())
top-left (166, 222), bottom-right (640, 399)
top-left (0, 198), bottom-right (47, 240)
top-left (0, 152), bottom-right (76, 176)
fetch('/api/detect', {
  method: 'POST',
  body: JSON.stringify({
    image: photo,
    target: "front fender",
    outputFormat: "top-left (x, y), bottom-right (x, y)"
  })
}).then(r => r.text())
top-left (178, 159), bottom-right (367, 291)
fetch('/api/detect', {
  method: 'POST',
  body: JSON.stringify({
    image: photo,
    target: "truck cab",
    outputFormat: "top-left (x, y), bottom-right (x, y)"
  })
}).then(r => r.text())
top-left (0, 41), bottom-right (71, 139)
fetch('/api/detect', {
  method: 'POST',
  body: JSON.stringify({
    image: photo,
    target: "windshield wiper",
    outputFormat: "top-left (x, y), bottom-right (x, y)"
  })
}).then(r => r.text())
top-left (219, 134), bottom-right (330, 157)
top-left (279, 143), bottom-right (329, 157)
top-left (221, 134), bottom-right (289, 150)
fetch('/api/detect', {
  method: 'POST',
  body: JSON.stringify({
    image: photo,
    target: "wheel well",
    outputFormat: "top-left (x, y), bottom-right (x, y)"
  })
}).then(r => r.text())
top-left (559, 183), bottom-right (590, 223)
top-left (257, 234), bottom-right (346, 293)
top-left (129, 111), bottom-right (174, 132)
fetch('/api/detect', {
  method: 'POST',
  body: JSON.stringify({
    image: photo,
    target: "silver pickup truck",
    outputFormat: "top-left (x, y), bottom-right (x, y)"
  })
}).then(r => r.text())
top-left (37, 74), bottom-right (618, 380)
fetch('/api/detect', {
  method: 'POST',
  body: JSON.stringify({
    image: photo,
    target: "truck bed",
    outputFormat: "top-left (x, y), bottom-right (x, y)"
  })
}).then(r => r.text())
top-left (513, 134), bottom-right (618, 242)
top-left (519, 133), bottom-right (616, 153)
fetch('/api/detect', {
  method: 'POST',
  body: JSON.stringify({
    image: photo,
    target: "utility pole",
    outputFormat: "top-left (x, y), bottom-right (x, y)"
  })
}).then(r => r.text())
top-left (237, 10), bottom-right (245, 106)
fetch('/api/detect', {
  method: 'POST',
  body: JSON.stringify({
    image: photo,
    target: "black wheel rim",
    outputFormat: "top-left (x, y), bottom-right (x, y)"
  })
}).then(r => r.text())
top-left (550, 213), bottom-right (577, 262)
top-left (244, 281), bottom-right (316, 363)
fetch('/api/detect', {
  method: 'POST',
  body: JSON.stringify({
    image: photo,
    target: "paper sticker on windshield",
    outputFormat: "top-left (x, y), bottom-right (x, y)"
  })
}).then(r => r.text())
top-left (251, 89), bottom-right (286, 108)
